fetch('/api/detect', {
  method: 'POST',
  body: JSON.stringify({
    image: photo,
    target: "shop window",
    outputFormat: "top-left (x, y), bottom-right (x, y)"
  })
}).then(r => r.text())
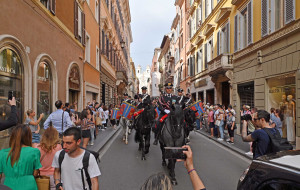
top-left (238, 82), bottom-right (254, 110)
top-left (267, 73), bottom-right (295, 140)
top-left (69, 65), bottom-right (80, 105)
top-left (37, 62), bottom-right (52, 127)
top-left (0, 48), bottom-right (23, 149)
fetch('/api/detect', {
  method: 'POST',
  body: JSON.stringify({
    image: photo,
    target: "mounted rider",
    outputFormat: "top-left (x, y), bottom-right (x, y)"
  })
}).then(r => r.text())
top-left (133, 86), bottom-right (151, 128)
top-left (153, 82), bottom-right (178, 145)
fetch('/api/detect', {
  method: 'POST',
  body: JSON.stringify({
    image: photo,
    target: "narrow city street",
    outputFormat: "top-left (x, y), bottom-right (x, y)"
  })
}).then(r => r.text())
top-left (99, 130), bottom-right (251, 190)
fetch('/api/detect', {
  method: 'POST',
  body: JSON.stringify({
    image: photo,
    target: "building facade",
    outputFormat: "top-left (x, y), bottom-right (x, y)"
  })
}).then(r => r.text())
top-left (151, 48), bottom-right (161, 97)
top-left (136, 65), bottom-right (151, 93)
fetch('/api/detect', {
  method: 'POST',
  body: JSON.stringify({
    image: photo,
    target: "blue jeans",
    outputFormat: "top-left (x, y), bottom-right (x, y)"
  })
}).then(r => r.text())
top-left (90, 127), bottom-right (95, 144)
top-left (196, 118), bottom-right (200, 130)
top-left (218, 120), bottom-right (224, 139)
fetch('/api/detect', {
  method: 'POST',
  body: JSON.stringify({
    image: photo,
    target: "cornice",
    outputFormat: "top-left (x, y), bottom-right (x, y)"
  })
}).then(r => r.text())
top-left (233, 19), bottom-right (300, 61)
top-left (215, 7), bottom-right (231, 24)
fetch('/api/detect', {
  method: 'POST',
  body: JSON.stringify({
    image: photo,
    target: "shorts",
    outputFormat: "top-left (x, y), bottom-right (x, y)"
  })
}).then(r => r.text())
top-left (209, 122), bottom-right (215, 129)
top-left (82, 129), bottom-right (91, 139)
top-left (32, 132), bottom-right (40, 143)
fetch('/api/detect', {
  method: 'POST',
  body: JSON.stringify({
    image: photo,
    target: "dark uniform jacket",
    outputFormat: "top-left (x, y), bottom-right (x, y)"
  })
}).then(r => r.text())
top-left (157, 93), bottom-right (178, 114)
top-left (135, 94), bottom-right (151, 109)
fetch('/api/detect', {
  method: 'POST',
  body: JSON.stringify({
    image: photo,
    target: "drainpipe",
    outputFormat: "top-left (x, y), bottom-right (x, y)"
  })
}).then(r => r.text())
top-left (99, 0), bottom-right (102, 103)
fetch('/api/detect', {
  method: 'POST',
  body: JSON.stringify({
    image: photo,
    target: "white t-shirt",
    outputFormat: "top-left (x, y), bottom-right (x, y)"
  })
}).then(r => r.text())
top-left (104, 110), bottom-right (109, 120)
top-left (52, 150), bottom-right (101, 190)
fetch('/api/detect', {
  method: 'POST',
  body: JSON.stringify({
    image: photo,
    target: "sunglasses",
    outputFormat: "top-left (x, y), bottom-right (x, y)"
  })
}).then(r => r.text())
top-left (166, 87), bottom-right (172, 89)
top-left (253, 118), bottom-right (260, 121)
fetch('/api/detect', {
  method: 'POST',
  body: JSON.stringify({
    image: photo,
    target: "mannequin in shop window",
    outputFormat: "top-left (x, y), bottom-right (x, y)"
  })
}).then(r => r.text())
top-left (279, 95), bottom-right (287, 138)
top-left (286, 95), bottom-right (295, 144)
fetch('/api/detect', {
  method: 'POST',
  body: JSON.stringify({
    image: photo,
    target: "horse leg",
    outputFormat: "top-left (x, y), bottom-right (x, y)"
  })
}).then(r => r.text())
top-left (168, 159), bottom-right (177, 185)
top-left (144, 131), bottom-right (150, 154)
top-left (125, 125), bottom-right (129, 144)
top-left (159, 142), bottom-right (166, 166)
top-left (141, 135), bottom-right (146, 160)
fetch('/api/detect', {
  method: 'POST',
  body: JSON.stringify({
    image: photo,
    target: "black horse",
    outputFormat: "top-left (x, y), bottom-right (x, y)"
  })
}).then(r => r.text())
top-left (134, 105), bottom-right (156, 160)
top-left (159, 104), bottom-right (185, 185)
top-left (183, 107), bottom-right (198, 143)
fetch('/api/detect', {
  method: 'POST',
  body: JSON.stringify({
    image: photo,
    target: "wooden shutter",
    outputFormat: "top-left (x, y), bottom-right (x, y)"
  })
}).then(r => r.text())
top-left (101, 31), bottom-right (105, 53)
top-left (50, 0), bottom-right (56, 15)
top-left (74, 1), bottom-right (79, 39)
top-left (247, 0), bottom-right (253, 45)
top-left (285, 0), bottom-right (295, 24)
top-left (196, 8), bottom-right (199, 28)
top-left (217, 31), bottom-right (220, 56)
top-left (226, 23), bottom-right (230, 53)
top-left (82, 12), bottom-right (86, 46)
top-left (261, 0), bottom-right (268, 37)
top-left (234, 15), bottom-right (238, 52)
top-left (204, 43), bottom-right (207, 68)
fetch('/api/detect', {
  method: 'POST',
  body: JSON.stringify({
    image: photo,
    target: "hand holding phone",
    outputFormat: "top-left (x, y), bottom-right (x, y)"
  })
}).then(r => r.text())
top-left (165, 147), bottom-right (187, 160)
top-left (8, 97), bottom-right (16, 106)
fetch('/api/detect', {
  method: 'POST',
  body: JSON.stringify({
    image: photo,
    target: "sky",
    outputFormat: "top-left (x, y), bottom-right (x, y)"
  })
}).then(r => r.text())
top-left (129, 0), bottom-right (176, 72)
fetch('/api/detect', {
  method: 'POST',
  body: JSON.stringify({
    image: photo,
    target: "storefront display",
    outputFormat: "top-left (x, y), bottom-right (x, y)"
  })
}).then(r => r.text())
top-left (0, 48), bottom-right (23, 149)
top-left (267, 73), bottom-right (296, 142)
top-left (37, 62), bottom-right (52, 127)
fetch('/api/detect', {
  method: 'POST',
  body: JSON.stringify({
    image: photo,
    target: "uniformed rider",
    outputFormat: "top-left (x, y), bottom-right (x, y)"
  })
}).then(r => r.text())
top-left (153, 82), bottom-right (178, 145)
top-left (135, 86), bottom-right (151, 109)
top-left (177, 88), bottom-right (188, 106)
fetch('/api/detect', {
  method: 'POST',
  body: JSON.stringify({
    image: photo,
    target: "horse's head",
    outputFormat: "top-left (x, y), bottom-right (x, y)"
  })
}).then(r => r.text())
top-left (170, 104), bottom-right (184, 126)
top-left (184, 108), bottom-right (197, 125)
top-left (143, 105), bottom-right (156, 125)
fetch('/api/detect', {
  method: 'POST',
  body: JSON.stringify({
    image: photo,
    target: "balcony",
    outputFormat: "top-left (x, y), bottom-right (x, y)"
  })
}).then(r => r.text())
top-left (207, 54), bottom-right (233, 78)
top-left (116, 71), bottom-right (128, 85)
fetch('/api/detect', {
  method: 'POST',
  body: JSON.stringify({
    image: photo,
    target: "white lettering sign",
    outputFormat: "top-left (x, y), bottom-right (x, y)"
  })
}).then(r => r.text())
top-left (0, 66), bottom-right (16, 74)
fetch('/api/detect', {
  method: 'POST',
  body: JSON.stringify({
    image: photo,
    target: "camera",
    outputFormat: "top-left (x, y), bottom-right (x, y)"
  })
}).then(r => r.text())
top-left (165, 147), bottom-right (187, 160)
top-left (241, 114), bottom-right (252, 121)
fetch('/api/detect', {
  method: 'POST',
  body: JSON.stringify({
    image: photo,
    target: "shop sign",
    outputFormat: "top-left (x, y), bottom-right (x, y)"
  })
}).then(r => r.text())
top-left (0, 66), bottom-right (16, 74)
top-left (269, 85), bottom-right (295, 93)
top-left (195, 79), bottom-right (207, 88)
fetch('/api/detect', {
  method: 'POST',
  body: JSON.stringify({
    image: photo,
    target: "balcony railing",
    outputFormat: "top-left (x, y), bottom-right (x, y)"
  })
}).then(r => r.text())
top-left (207, 54), bottom-right (233, 76)
top-left (116, 71), bottom-right (128, 84)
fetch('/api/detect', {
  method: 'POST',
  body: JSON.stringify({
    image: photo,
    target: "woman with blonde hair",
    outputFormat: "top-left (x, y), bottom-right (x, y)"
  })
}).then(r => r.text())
top-left (35, 126), bottom-right (62, 190)
top-left (0, 124), bottom-right (42, 190)
top-left (24, 109), bottom-right (44, 146)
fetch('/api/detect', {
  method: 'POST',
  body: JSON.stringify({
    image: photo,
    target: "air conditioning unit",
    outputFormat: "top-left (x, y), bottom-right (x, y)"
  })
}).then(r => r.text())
top-left (257, 50), bottom-right (262, 57)
top-left (257, 57), bottom-right (263, 64)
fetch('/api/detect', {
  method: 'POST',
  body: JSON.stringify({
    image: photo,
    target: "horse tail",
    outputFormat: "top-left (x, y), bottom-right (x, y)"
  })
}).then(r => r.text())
top-left (134, 130), bottom-right (140, 143)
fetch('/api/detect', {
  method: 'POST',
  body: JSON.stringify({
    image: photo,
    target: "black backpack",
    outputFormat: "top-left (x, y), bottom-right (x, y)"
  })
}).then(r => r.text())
top-left (262, 128), bottom-right (293, 153)
top-left (58, 148), bottom-right (100, 190)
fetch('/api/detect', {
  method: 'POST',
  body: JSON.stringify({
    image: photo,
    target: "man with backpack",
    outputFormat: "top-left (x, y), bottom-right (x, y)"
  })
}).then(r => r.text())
top-left (52, 127), bottom-right (101, 190)
top-left (241, 110), bottom-right (292, 159)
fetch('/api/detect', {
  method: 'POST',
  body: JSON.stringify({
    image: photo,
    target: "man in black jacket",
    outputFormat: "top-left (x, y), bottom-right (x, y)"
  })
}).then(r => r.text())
top-left (135, 86), bottom-right (151, 109)
top-left (153, 83), bottom-right (178, 145)
top-left (0, 97), bottom-right (18, 131)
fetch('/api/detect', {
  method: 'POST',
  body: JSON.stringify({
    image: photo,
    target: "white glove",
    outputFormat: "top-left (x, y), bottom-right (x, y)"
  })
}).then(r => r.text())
top-left (164, 109), bottom-right (170, 114)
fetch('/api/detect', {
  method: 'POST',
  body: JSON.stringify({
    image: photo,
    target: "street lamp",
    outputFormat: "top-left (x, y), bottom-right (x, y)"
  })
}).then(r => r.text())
top-left (120, 40), bottom-right (125, 49)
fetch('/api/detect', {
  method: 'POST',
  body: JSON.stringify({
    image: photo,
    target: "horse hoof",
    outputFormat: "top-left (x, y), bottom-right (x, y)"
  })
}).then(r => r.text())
top-left (125, 141), bottom-right (128, 145)
top-left (162, 162), bottom-right (167, 167)
top-left (142, 157), bottom-right (146, 160)
top-left (171, 180), bottom-right (177, 185)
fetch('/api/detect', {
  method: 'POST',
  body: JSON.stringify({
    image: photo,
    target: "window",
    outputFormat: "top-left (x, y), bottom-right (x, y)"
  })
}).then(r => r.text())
top-left (85, 33), bottom-right (90, 63)
top-left (205, 0), bottom-right (213, 18)
top-left (197, 48), bottom-right (203, 73)
top-left (262, 0), bottom-right (294, 37)
top-left (218, 22), bottom-right (230, 56)
top-left (95, 0), bottom-right (99, 23)
top-left (206, 37), bottom-right (213, 63)
top-left (37, 62), bottom-right (52, 127)
top-left (196, 4), bottom-right (202, 28)
top-left (40, 0), bottom-right (55, 15)
top-left (234, 0), bottom-right (252, 52)
top-left (180, 64), bottom-right (183, 80)
top-left (96, 46), bottom-right (100, 70)
top-left (74, 2), bottom-right (86, 45)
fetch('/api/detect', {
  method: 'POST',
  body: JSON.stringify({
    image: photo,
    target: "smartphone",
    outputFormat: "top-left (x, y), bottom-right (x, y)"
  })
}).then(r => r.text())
top-left (8, 91), bottom-right (14, 101)
top-left (165, 147), bottom-right (187, 160)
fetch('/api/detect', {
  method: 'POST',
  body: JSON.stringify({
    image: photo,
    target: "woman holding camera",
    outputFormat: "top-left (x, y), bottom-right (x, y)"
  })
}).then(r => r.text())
top-left (226, 110), bottom-right (236, 144)
top-left (24, 109), bottom-right (44, 147)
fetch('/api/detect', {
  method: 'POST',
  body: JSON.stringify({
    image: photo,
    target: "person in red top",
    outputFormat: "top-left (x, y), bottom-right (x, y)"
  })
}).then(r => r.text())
top-left (35, 126), bottom-right (62, 190)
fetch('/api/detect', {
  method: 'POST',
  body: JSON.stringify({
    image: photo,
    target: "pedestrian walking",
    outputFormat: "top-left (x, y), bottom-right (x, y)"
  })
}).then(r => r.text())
top-left (35, 126), bottom-right (62, 190)
top-left (52, 127), bottom-right (101, 190)
top-left (208, 106), bottom-right (215, 137)
top-left (86, 108), bottom-right (95, 146)
top-left (44, 100), bottom-right (73, 138)
top-left (24, 109), bottom-right (44, 146)
top-left (80, 109), bottom-right (91, 148)
top-left (0, 124), bottom-right (42, 190)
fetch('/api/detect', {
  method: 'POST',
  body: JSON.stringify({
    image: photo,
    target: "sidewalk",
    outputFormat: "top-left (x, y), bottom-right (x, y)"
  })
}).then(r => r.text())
top-left (87, 125), bottom-right (121, 153)
top-left (195, 128), bottom-right (253, 160)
